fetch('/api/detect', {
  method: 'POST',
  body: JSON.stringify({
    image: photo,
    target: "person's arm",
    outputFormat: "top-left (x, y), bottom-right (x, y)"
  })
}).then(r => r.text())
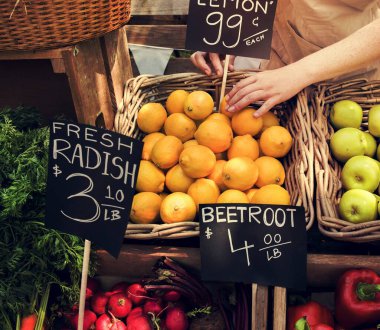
top-left (226, 18), bottom-right (380, 117)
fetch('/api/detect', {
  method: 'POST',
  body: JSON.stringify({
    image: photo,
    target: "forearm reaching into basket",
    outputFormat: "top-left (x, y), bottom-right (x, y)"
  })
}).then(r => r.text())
top-left (226, 17), bottom-right (380, 117)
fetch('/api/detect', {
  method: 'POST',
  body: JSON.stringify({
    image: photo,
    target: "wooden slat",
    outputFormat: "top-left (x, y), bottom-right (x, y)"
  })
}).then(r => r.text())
top-left (102, 27), bottom-right (133, 111)
top-left (273, 287), bottom-right (287, 330)
top-left (50, 59), bottom-right (66, 73)
top-left (132, 0), bottom-right (189, 15)
top-left (62, 38), bottom-right (114, 129)
top-left (127, 25), bottom-right (187, 49)
top-left (252, 284), bottom-right (268, 330)
top-left (307, 254), bottom-right (380, 288)
top-left (0, 48), bottom-right (68, 60)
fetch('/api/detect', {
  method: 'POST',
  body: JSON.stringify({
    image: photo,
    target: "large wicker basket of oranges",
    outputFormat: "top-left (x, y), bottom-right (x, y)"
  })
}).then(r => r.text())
top-left (114, 72), bottom-right (315, 239)
top-left (313, 78), bottom-right (380, 242)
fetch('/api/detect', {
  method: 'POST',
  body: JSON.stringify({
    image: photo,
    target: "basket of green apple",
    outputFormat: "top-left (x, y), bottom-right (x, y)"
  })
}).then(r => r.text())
top-left (313, 78), bottom-right (380, 242)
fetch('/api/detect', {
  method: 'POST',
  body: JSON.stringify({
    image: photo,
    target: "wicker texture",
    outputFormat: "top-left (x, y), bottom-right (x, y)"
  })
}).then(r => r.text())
top-left (313, 78), bottom-right (380, 242)
top-left (1, 0), bottom-right (131, 51)
top-left (115, 72), bottom-right (315, 239)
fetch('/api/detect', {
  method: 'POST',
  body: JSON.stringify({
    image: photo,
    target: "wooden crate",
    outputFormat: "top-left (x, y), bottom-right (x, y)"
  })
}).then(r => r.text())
top-left (272, 254), bottom-right (380, 330)
top-left (97, 244), bottom-right (270, 330)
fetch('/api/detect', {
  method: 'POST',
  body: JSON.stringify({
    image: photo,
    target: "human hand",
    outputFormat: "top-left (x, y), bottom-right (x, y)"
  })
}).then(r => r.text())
top-left (225, 65), bottom-right (306, 117)
top-left (190, 52), bottom-right (235, 76)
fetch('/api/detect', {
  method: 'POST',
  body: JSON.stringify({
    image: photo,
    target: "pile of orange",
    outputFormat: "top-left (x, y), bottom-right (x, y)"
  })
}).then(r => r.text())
top-left (130, 90), bottom-right (293, 225)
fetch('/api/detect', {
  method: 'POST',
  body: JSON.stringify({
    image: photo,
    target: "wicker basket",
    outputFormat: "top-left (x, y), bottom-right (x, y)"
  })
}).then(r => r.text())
top-left (115, 72), bottom-right (315, 239)
top-left (313, 78), bottom-right (380, 242)
top-left (0, 0), bottom-right (131, 51)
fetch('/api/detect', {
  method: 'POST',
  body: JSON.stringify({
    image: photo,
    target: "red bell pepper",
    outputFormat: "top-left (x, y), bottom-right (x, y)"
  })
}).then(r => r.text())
top-left (294, 317), bottom-right (334, 330)
top-left (335, 269), bottom-right (380, 329)
top-left (286, 301), bottom-right (334, 330)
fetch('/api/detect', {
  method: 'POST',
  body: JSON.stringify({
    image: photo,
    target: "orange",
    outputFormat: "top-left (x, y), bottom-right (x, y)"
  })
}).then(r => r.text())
top-left (251, 184), bottom-right (290, 205)
top-left (160, 192), bottom-right (197, 223)
top-left (207, 112), bottom-right (231, 126)
top-left (219, 95), bottom-right (234, 118)
top-left (179, 145), bottom-right (216, 178)
top-left (231, 108), bottom-right (263, 136)
top-left (187, 178), bottom-right (220, 210)
top-left (207, 160), bottom-right (228, 192)
top-left (184, 91), bottom-right (214, 120)
top-left (136, 160), bottom-right (165, 193)
top-left (217, 189), bottom-right (250, 203)
top-left (194, 119), bottom-right (233, 153)
top-left (261, 111), bottom-right (280, 132)
top-left (137, 103), bottom-right (167, 133)
top-left (245, 188), bottom-right (259, 202)
top-left (255, 156), bottom-right (285, 187)
top-left (142, 132), bottom-right (165, 160)
top-left (183, 139), bottom-right (199, 149)
top-left (166, 90), bottom-right (189, 114)
top-left (130, 192), bottom-right (162, 224)
top-left (259, 126), bottom-right (293, 158)
top-left (165, 164), bottom-right (195, 193)
top-left (151, 135), bottom-right (184, 169)
top-left (222, 157), bottom-right (259, 191)
top-left (227, 134), bottom-right (260, 160)
top-left (164, 113), bottom-right (197, 142)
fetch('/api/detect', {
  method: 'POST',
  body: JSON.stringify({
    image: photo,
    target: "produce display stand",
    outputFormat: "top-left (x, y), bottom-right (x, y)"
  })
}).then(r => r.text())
top-left (272, 254), bottom-right (380, 329)
top-left (2, 0), bottom-right (380, 329)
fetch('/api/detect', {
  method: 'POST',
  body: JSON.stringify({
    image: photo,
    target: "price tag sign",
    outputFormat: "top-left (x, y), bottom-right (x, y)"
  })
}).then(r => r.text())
top-left (199, 204), bottom-right (307, 290)
top-left (45, 121), bottom-right (143, 258)
top-left (185, 0), bottom-right (278, 58)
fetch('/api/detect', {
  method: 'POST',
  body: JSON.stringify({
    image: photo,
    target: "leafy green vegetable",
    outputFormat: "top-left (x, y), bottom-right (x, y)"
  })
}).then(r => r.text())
top-left (0, 108), bottom-right (96, 328)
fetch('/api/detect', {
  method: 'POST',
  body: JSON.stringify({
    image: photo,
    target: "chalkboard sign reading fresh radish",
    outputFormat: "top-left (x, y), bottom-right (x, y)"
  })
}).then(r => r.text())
top-left (199, 204), bottom-right (307, 289)
top-left (45, 121), bottom-right (143, 258)
top-left (186, 0), bottom-right (278, 58)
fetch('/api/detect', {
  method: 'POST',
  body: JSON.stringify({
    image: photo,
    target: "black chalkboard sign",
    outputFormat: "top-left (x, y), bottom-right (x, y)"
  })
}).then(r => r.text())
top-left (45, 121), bottom-right (143, 258)
top-left (199, 204), bottom-right (306, 290)
top-left (186, 0), bottom-right (278, 58)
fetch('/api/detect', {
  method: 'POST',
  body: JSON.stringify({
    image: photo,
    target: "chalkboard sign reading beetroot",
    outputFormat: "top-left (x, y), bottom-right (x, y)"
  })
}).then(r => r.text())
top-left (45, 121), bottom-right (143, 257)
top-left (186, 0), bottom-right (278, 58)
top-left (199, 204), bottom-right (306, 289)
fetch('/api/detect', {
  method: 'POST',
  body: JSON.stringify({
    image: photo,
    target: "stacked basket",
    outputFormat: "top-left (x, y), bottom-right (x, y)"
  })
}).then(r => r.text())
top-left (1, 0), bottom-right (131, 51)
top-left (313, 78), bottom-right (380, 242)
top-left (114, 72), bottom-right (315, 239)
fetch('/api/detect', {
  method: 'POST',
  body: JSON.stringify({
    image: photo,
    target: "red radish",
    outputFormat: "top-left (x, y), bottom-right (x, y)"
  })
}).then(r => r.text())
top-left (143, 300), bottom-right (164, 316)
top-left (163, 290), bottom-right (181, 302)
top-left (96, 313), bottom-right (127, 330)
top-left (106, 282), bottom-right (130, 297)
top-left (20, 314), bottom-right (38, 330)
top-left (126, 307), bottom-right (143, 323)
top-left (165, 307), bottom-right (188, 330)
top-left (71, 309), bottom-right (97, 330)
top-left (126, 316), bottom-right (153, 330)
top-left (86, 278), bottom-right (100, 300)
top-left (127, 283), bottom-right (148, 305)
top-left (108, 292), bottom-right (132, 318)
top-left (91, 292), bottom-right (109, 315)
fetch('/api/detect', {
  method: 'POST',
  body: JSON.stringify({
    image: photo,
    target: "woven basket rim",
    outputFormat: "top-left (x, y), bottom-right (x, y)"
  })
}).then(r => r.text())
top-left (313, 78), bottom-right (380, 242)
top-left (116, 72), bottom-right (315, 239)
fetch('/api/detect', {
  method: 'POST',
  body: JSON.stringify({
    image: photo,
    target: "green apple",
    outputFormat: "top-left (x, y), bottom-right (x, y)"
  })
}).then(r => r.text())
top-left (329, 100), bottom-right (363, 129)
top-left (341, 155), bottom-right (380, 192)
top-left (330, 128), bottom-right (367, 162)
top-left (363, 132), bottom-right (377, 157)
top-left (378, 200), bottom-right (380, 217)
top-left (368, 105), bottom-right (380, 137)
top-left (339, 189), bottom-right (378, 224)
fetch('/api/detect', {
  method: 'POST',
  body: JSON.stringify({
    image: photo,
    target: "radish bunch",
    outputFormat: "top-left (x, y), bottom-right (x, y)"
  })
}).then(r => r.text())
top-left (63, 257), bottom-right (213, 330)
